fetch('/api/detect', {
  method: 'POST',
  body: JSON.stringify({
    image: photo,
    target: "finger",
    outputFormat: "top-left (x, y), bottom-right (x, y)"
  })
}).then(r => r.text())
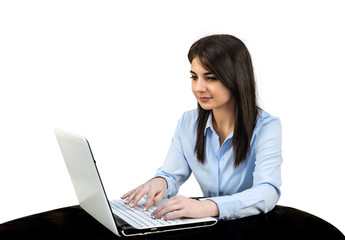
top-left (128, 188), bottom-right (147, 208)
top-left (152, 203), bottom-right (181, 220)
top-left (163, 210), bottom-right (185, 221)
top-left (123, 188), bottom-right (140, 205)
top-left (152, 196), bottom-right (178, 215)
top-left (143, 193), bottom-right (155, 211)
top-left (143, 190), bottom-right (165, 211)
top-left (121, 189), bottom-right (135, 200)
top-left (153, 191), bottom-right (165, 205)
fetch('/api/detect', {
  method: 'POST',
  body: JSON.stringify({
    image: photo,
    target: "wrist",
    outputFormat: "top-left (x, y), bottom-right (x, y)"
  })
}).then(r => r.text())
top-left (200, 199), bottom-right (219, 217)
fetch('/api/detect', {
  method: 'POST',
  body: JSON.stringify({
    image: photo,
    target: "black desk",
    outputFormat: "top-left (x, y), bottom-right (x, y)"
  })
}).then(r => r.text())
top-left (1, 205), bottom-right (344, 240)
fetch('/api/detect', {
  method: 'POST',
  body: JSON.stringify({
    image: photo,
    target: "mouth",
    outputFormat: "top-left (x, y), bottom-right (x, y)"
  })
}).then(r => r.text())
top-left (199, 97), bottom-right (212, 102)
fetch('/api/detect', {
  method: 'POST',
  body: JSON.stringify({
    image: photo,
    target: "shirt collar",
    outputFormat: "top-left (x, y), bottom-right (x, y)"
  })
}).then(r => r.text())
top-left (204, 112), bottom-right (234, 140)
top-left (204, 112), bottom-right (215, 136)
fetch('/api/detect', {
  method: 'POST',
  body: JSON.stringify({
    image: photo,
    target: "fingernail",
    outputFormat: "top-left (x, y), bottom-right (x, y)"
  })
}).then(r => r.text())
top-left (130, 203), bottom-right (134, 207)
top-left (143, 207), bottom-right (147, 211)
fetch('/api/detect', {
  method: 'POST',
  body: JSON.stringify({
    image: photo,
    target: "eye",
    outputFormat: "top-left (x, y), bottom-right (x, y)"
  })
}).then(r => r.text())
top-left (190, 75), bottom-right (198, 80)
top-left (207, 77), bottom-right (217, 81)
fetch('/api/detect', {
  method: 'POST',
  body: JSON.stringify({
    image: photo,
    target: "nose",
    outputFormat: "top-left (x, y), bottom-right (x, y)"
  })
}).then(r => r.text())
top-left (194, 78), bottom-right (207, 92)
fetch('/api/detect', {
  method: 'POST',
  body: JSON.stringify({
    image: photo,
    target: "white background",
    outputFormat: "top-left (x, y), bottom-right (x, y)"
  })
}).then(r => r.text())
top-left (1, 0), bottom-right (344, 235)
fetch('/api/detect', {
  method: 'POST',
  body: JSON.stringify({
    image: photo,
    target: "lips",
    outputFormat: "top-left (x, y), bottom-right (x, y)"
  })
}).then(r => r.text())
top-left (199, 97), bottom-right (212, 102)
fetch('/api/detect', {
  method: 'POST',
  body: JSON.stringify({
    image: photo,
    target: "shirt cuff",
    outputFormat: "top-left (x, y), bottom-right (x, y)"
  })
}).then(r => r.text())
top-left (205, 196), bottom-right (240, 220)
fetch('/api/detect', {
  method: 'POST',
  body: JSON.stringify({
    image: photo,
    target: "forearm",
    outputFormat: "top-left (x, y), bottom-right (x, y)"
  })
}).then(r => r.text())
top-left (152, 195), bottom-right (219, 220)
top-left (209, 183), bottom-right (280, 220)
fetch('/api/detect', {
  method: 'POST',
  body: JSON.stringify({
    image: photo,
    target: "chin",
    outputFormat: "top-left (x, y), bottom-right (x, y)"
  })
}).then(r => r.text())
top-left (198, 103), bottom-right (213, 111)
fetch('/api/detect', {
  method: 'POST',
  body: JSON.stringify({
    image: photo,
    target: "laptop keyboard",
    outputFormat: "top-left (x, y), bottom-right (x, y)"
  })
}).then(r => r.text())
top-left (110, 198), bottom-right (185, 229)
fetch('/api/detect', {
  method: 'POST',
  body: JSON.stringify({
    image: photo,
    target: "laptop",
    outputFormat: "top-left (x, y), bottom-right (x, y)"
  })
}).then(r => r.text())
top-left (54, 129), bottom-right (217, 237)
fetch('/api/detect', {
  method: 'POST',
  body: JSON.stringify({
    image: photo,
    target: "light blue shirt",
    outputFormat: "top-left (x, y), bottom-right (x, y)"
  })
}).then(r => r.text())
top-left (155, 109), bottom-right (282, 220)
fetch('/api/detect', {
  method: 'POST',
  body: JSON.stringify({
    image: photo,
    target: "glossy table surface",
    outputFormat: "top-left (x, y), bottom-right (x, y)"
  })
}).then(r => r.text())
top-left (1, 205), bottom-right (344, 240)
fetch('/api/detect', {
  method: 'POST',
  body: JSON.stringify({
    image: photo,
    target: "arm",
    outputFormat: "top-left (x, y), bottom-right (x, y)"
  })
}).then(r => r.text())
top-left (155, 113), bottom-right (192, 198)
top-left (152, 195), bottom-right (219, 220)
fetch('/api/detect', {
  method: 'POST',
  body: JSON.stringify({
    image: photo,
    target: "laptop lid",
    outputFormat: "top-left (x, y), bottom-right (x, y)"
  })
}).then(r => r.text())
top-left (54, 129), bottom-right (120, 236)
top-left (55, 128), bottom-right (217, 237)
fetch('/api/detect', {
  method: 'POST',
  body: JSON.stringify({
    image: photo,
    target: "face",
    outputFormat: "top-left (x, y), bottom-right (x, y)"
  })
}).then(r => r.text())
top-left (191, 57), bottom-right (233, 111)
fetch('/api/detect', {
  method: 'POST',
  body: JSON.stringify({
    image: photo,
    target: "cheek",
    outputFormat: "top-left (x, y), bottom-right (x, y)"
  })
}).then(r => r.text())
top-left (222, 88), bottom-right (232, 99)
top-left (213, 84), bottom-right (232, 101)
top-left (221, 91), bottom-right (231, 103)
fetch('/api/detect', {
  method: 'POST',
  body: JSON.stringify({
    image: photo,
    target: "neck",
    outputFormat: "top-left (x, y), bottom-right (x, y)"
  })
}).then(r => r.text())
top-left (212, 100), bottom-right (235, 145)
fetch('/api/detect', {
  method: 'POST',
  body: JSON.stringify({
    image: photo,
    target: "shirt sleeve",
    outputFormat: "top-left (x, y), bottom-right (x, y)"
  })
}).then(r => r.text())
top-left (207, 117), bottom-right (283, 220)
top-left (155, 114), bottom-right (192, 198)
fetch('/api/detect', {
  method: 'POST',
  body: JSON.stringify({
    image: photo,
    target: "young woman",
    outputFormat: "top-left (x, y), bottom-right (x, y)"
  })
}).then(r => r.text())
top-left (121, 34), bottom-right (282, 221)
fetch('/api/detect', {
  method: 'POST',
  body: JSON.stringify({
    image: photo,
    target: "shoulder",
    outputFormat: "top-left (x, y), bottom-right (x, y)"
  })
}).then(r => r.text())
top-left (252, 109), bottom-right (282, 143)
top-left (178, 109), bottom-right (198, 127)
top-left (172, 109), bottom-right (198, 147)
top-left (251, 110), bottom-right (283, 163)
top-left (255, 109), bottom-right (281, 130)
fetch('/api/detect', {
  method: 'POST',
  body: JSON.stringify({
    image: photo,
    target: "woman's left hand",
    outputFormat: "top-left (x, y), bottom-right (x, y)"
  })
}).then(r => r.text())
top-left (151, 195), bottom-right (219, 221)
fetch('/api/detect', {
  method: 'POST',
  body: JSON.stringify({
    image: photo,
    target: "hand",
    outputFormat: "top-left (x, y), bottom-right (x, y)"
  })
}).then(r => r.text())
top-left (121, 177), bottom-right (167, 211)
top-left (151, 195), bottom-right (219, 221)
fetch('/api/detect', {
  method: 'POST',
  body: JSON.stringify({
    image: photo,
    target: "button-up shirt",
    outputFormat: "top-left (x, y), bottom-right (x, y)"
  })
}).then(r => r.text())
top-left (155, 109), bottom-right (282, 220)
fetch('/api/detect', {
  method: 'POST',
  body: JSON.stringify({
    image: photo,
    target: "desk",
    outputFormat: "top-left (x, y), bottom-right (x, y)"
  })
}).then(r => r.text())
top-left (1, 205), bottom-right (344, 240)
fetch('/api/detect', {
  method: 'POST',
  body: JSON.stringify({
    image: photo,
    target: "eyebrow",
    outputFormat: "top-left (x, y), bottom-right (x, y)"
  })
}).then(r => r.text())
top-left (190, 70), bottom-right (214, 76)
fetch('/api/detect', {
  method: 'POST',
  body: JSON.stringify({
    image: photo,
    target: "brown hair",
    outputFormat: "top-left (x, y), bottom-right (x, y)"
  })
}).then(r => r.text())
top-left (188, 34), bottom-right (258, 168)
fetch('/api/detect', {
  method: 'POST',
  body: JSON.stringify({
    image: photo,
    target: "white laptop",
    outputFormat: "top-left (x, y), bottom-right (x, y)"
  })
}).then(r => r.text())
top-left (54, 129), bottom-right (217, 237)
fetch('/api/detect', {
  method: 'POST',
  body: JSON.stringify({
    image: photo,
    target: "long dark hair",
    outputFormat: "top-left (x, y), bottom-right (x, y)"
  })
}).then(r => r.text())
top-left (188, 34), bottom-right (258, 168)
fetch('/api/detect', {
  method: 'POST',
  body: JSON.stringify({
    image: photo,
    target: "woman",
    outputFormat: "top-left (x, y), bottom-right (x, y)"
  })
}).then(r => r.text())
top-left (121, 34), bottom-right (282, 221)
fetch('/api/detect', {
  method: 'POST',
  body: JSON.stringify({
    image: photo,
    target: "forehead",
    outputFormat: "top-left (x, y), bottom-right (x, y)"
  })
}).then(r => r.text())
top-left (191, 57), bottom-right (211, 74)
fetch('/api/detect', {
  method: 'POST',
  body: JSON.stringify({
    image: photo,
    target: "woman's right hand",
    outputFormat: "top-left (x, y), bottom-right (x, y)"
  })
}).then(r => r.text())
top-left (121, 177), bottom-right (168, 211)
